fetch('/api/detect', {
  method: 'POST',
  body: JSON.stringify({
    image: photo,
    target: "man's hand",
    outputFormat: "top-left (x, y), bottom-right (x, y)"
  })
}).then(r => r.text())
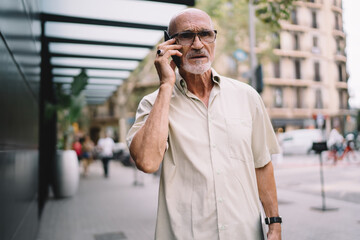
top-left (154, 38), bottom-right (182, 87)
top-left (267, 223), bottom-right (281, 240)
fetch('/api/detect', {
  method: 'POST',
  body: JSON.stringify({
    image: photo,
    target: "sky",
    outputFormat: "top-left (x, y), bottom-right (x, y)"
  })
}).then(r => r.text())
top-left (343, 0), bottom-right (360, 109)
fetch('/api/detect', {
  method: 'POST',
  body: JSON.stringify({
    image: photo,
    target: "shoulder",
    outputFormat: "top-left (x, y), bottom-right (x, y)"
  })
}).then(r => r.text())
top-left (141, 89), bottom-right (160, 106)
top-left (218, 74), bottom-right (262, 104)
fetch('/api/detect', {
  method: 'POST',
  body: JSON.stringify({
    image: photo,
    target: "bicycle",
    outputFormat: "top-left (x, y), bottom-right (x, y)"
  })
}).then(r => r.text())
top-left (326, 140), bottom-right (360, 164)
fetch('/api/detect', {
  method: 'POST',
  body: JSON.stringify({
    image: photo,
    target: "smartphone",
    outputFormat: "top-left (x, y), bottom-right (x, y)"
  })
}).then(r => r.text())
top-left (164, 30), bottom-right (181, 68)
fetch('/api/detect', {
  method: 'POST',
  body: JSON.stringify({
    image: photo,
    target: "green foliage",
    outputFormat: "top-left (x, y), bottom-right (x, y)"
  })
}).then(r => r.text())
top-left (254, 0), bottom-right (294, 28)
top-left (45, 69), bottom-right (89, 149)
top-left (195, 0), bottom-right (293, 71)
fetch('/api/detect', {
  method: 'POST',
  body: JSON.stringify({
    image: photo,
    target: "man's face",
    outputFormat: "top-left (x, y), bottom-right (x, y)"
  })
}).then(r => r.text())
top-left (170, 11), bottom-right (216, 74)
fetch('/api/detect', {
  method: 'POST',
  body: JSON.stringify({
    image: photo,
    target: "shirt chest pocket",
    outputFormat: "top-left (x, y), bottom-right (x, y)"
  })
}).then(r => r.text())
top-left (225, 117), bottom-right (252, 161)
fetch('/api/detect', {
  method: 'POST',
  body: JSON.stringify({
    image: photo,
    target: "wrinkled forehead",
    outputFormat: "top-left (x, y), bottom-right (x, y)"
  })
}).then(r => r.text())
top-left (168, 9), bottom-right (214, 35)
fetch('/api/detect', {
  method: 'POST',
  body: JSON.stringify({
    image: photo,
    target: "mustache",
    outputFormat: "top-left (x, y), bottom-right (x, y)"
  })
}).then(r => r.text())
top-left (186, 50), bottom-right (210, 59)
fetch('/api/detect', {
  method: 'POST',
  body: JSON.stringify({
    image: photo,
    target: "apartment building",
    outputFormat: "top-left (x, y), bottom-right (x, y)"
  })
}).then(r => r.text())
top-left (260, 0), bottom-right (354, 132)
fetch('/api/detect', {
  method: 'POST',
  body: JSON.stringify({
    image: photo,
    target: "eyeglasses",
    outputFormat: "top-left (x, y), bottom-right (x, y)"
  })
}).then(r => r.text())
top-left (171, 30), bottom-right (217, 46)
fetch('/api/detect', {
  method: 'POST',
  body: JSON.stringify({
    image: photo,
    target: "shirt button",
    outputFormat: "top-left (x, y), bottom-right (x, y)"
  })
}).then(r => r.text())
top-left (218, 198), bottom-right (223, 203)
top-left (219, 224), bottom-right (226, 231)
top-left (216, 170), bottom-right (221, 175)
top-left (212, 144), bottom-right (216, 149)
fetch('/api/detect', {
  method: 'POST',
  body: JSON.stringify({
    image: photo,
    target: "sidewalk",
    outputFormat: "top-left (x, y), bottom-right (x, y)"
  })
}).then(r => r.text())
top-left (36, 160), bottom-right (159, 240)
top-left (36, 158), bottom-right (360, 240)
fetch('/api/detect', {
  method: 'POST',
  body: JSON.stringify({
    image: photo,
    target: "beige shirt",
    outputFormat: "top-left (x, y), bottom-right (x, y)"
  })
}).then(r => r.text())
top-left (127, 69), bottom-right (279, 240)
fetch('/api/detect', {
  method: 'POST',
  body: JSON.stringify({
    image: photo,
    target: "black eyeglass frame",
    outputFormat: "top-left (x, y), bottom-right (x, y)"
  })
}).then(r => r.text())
top-left (170, 30), bottom-right (218, 45)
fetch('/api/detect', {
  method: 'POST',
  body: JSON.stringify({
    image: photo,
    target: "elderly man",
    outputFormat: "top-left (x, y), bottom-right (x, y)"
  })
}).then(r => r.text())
top-left (127, 8), bottom-right (281, 240)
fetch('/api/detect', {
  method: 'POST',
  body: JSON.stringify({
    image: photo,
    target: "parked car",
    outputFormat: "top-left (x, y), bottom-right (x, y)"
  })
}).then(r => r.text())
top-left (280, 129), bottom-right (324, 155)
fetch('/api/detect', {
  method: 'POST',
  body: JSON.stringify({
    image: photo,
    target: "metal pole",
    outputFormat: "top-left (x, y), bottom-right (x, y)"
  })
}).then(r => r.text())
top-left (248, 0), bottom-right (257, 89)
top-left (319, 153), bottom-right (326, 210)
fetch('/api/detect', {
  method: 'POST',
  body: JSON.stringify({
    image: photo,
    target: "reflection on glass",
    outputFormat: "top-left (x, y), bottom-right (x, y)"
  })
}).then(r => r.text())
top-left (51, 57), bottom-right (138, 69)
top-left (49, 43), bottom-right (150, 59)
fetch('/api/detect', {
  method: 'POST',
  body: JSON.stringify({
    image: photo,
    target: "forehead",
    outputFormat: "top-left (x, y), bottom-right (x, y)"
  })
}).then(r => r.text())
top-left (170, 10), bottom-right (213, 33)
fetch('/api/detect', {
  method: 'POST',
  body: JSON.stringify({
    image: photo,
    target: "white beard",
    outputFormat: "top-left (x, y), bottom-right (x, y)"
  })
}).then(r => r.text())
top-left (182, 59), bottom-right (212, 75)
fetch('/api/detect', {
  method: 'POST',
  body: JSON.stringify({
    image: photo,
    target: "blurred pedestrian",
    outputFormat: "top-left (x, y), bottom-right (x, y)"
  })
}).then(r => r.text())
top-left (327, 124), bottom-right (344, 155)
top-left (127, 8), bottom-right (281, 240)
top-left (81, 135), bottom-right (94, 176)
top-left (72, 137), bottom-right (82, 161)
top-left (97, 131), bottom-right (115, 178)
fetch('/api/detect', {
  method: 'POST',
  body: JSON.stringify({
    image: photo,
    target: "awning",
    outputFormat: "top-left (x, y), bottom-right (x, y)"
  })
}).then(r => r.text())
top-left (41, 0), bottom-right (194, 105)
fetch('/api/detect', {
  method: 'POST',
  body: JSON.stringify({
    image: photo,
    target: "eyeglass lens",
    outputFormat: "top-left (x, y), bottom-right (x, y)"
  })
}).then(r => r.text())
top-left (176, 30), bottom-right (216, 45)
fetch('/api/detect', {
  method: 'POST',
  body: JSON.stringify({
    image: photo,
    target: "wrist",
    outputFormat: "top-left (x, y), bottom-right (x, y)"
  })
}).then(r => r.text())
top-left (160, 81), bottom-right (175, 90)
top-left (265, 216), bottom-right (282, 225)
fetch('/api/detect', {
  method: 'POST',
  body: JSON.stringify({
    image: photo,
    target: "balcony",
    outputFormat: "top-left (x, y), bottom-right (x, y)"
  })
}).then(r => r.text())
top-left (331, 5), bottom-right (343, 14)
top-left (281, 22), bottom-right (310, 32)
top-left (264, 77), bottom-right (313, 87)
top-left (334, 54), bottom-right (347, 63)
top-left (294, 0), bottom-right (323, 9)
top-left (273, 49), bottom-right (311, 59)
top-left (333, 29), bottom-right (345, 38)
top-left (335, 81), bottom-right (348, 89)
top-left (267, 107), bottom-right (314, 119)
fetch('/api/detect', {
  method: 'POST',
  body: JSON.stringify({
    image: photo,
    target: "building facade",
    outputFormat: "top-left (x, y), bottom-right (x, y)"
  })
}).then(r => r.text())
top-left (261, 0), bottom-right (354, 132)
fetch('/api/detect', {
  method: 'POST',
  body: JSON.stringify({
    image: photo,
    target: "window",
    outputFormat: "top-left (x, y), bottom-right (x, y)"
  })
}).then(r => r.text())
top-left (335, 14), bottom-right (340, 30)
top-left (295, 60), bottom-right (301, 79)
top-left (336, 38), bottom-right (340, 53)
top-left (273, 60), bottom-right (281, 78)
top-left (312, 36), bottom-right (320, 54)
top-left (274, 88), bottom-right (283, 108)
top-left (108, 99), bottom-right (114, 116)
top-left (314, 62), bottom-right (320, 81)
top-left (315, 89), bottom-right (323, 109)
top-left (272, 32), bottom-right (281, 49)
top-left (313, 36), bottom-right (318, 48)
top-left (291, 9), bottom-right (298, 25)
top-left (295, 88), bottom-right (303, 108)
top-left (312, 11), bottom-right (318, 28)
top-left (338, 63), bottom-right (343, 82)
top-left (339, 90), bottom-right (347, 109)
top-left (294, 34), bottom-right (300, 50)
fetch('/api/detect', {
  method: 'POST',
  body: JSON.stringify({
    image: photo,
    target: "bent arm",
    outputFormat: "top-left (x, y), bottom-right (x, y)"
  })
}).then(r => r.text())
top-left (255, 161), bottom-right (281, 240)
top-left (129, 84), bottom-right (173, 173)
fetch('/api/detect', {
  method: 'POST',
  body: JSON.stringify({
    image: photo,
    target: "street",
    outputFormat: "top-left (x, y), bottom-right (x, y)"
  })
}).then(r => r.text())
top-left (37, 153), bottom-right (360, 240)
top-left (275, 153), bottom-right (360, 204)
top-left (274, 153), bottom-right (360, 240)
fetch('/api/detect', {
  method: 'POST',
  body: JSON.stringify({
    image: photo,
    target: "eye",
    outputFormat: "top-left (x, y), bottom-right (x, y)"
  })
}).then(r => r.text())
top-left (199, 31), bottom-right (212, 37)
top-left (179, 32), bottom-right (195, 39)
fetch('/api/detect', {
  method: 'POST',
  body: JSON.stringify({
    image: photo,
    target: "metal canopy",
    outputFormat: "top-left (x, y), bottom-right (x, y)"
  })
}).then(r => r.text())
top-left (41, 0), bottom-right (194, 105)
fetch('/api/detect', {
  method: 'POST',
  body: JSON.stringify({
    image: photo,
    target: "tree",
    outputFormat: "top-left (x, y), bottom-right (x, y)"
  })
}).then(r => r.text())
top-left (195, 0), bottom-right (294, 63)
top-left (45, 69), bottom-right (89, 149)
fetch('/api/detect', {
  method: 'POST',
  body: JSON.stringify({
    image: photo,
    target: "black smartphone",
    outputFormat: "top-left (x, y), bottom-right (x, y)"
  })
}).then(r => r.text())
top-left (164, 30), bottom-right (181, 68)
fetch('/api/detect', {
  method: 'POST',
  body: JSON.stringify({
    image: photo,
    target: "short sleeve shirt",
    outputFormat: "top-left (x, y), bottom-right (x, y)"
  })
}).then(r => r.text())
top-left (127, 69), bottom-right (280, 240)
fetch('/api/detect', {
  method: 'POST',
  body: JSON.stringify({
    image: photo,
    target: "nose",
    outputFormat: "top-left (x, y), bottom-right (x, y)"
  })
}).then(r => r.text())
top-left (191, 34), bottom-right (204, 49)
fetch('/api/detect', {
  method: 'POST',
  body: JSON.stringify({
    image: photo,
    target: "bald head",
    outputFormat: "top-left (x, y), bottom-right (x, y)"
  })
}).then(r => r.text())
top-left (168, 8), bottom-right (214, 36)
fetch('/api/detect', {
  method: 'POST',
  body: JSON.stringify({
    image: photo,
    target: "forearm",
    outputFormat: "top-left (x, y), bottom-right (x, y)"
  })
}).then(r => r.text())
top-left (255, 161), bottom-right (281, 239)
top-left (130, 84), bottom-right (173, 173)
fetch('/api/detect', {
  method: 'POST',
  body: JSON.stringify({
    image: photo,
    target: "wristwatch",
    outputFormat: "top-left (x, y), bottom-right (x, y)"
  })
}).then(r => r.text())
top-left (265, 216), bottom-right (282, 225)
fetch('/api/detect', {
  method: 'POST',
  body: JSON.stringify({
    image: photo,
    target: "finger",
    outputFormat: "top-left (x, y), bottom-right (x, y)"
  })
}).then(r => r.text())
top-left (170, 60), bottom-right (177, 70)
top-left (156, 44), bottom-right (182, 56)
top-left (163, 50), bottom-right (182, 60)
top-left (157, 38), bottom-right (176, 49)
top-left (164, 38), bottom-right (177, 44)
top-left (156, 49), bottom-right (182, 60)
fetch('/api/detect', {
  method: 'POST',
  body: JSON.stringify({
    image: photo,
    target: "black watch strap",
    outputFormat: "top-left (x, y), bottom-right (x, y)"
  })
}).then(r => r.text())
top-left (265, 216), bottom-right (282, 225)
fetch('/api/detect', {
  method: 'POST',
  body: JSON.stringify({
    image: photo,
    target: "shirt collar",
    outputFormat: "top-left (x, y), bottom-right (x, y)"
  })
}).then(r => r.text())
top-left (175, 68), bottom-right (221, 95)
